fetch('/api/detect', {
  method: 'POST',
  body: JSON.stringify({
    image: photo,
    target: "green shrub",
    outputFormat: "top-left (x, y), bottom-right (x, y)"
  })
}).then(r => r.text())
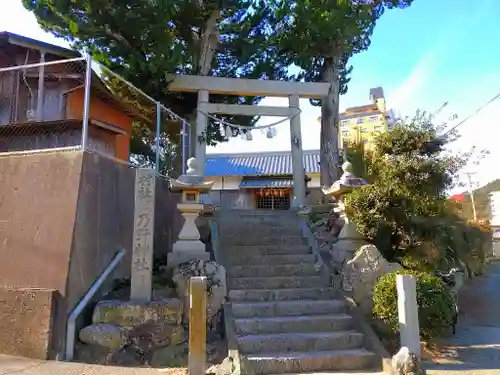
top-left (372, 270), bottom-right (455, 340)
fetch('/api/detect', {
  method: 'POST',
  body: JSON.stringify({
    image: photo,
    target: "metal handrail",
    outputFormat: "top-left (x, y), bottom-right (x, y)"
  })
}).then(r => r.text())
top-left (65, 247), bottom-right (126, 361)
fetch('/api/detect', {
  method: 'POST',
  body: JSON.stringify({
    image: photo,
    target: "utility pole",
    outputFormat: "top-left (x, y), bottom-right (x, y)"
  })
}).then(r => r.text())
top-left (465, 172), bottom-right (478, 221)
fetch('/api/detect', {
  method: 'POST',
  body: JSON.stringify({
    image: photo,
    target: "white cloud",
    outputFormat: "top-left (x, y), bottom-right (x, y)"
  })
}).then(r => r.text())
top-left (386, 52), bottom-right (436, 115)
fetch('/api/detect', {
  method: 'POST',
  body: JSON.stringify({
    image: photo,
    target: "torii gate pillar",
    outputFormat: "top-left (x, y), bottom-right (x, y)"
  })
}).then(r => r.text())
top-left (195, 89), bottom-right (209, 176)
top-left (288, 94), bottom-right (306, 207)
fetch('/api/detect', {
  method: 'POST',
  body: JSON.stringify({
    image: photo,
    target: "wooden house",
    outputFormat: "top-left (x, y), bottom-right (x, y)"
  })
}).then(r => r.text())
top-left (0, 32), bottom-right (153, 161)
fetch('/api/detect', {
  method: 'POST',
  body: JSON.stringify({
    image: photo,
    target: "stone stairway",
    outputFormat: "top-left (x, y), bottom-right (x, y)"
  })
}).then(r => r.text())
top-left (217, 210), bottom-right (378, 375)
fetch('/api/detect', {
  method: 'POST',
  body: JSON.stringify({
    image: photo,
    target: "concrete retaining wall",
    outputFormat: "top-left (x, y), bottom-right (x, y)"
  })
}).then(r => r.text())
top-left (0, 150), bottom-right (181, 359)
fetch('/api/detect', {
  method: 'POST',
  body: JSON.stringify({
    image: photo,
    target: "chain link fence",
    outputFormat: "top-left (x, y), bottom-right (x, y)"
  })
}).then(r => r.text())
top-left (0, 56), bottom-right (192, 177)
top-left (87, 62), bottom-right (193, 175)
top-left (0, 57), bottom-right (86, 153)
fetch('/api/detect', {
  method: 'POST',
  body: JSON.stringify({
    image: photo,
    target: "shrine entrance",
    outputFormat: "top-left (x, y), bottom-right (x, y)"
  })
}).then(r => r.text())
top-left (167, 74), bottom-right (329, 208)
top-left (254, 188), bottom-right (291, 210)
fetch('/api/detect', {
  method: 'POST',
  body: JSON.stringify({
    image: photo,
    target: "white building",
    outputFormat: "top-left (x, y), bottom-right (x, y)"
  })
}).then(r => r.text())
top-left (205, 150), bottom-right (322, 210)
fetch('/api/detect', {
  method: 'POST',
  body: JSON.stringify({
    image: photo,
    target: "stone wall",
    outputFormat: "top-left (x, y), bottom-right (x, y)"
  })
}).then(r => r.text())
top-left (0, 150), bottom-right (182, 359)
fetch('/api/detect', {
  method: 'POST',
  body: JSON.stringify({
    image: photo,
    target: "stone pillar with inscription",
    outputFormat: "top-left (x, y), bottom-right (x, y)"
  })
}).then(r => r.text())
top-left (130, 168), bottom-right (156, 302)
top-left (168, 158), bottom-right (214, 266)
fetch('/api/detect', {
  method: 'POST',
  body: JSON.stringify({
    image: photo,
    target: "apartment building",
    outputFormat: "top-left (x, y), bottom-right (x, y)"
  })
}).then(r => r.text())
top-left (338, 87), bottom-right (390, 148)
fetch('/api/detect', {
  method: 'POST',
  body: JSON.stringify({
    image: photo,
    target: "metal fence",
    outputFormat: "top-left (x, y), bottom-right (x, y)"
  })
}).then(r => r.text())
top-left (0, 55), bottom-right (192, 176)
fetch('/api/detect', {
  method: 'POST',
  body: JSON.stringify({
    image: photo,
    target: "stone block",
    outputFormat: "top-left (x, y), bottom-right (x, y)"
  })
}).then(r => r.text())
top-left (0, 287), bottom-right (57, 359)
top-left (92, 298), bottom-right (183, 327)
top-left (150, 342), bottom-right (189, 367)
top-left (172, 260), bottom-right (226, 331)
top-left (79, 323), bottom-right (130, 350)
top-left (342, 244), bottom-right (401, 314)
top-left (130, 321), bottom-right (185, 351)
top-left (392, 346), bottom-right (426, 375)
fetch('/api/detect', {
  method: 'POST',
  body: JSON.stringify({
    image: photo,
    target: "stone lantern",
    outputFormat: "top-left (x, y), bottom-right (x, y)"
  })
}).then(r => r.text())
top-left (167, 157), bottom-right (214, 266)
top-left (322, 161), bottom-right (369, 258)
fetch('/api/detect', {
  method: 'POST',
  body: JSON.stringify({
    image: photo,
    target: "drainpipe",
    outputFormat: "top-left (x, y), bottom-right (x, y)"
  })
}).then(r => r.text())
top-left (36, 52), bottom-right (45, 121)
top-left (65, 248), bottom-right (126, 361)
top-left (81, 54), bottom-right (92, 150)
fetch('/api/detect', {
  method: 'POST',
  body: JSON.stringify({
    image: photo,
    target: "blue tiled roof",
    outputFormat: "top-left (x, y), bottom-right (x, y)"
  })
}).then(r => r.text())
top-left (206, 150), bottom-right (320, 177)
top-left (239, 177), bottom-right (293, 188)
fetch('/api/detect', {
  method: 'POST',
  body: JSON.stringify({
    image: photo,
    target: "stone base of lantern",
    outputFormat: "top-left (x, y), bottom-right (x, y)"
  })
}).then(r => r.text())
top-left (168, 248), bottom-right (210, 266)
top-left (168, 203), bottom-right (210, 266)
top-left (335, 220), bottom-right (369, 258)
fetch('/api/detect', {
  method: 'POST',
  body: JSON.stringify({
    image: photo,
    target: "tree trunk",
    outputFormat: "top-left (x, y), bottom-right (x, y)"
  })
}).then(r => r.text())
top-left (320, 57), bottom-right (342, 189)
top-left (191, 9), bottom-right (219, 169)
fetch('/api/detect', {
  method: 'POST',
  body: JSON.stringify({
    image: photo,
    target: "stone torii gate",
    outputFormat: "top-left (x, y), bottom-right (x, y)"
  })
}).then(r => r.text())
top-left (167, 75), bottom-right (329, 207)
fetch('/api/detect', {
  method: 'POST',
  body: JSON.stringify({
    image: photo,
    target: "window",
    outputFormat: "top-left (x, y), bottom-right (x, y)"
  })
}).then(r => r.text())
top-left (357, 118), bottom-right (364, 124)
top-left (255, 189), bottom-right (290, 210)
top-left (360, 127), bottom-right (368, 133)
top-left (369, 116), bottom-right (378, 121)
top-left (342, 130), bottom-right (349, 137)
top-left (341, 120), bottom-right (348, 127)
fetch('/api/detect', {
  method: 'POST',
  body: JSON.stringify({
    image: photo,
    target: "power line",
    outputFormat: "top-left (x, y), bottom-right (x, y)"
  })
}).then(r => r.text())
top-left (442, 92), bottom-right (500, 136)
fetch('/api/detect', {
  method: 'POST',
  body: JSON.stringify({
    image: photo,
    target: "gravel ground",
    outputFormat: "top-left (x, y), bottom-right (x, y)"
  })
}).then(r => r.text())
top-left (425, 261), bottom-right (500, 374)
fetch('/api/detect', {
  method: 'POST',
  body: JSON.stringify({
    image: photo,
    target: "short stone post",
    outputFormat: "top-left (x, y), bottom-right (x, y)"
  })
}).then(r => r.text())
top-left (396, 274), bottom-right (421, 357)
top-left (189, 276), bottom-right (207, 375)
top-left (130, 168), bottom-right (156, 302)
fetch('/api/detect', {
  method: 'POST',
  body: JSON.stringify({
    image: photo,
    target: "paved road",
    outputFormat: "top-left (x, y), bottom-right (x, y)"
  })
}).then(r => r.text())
top-left (426, 261), bottom-right (500, 374)
top-left (0, 354), bottom-right (174, 375)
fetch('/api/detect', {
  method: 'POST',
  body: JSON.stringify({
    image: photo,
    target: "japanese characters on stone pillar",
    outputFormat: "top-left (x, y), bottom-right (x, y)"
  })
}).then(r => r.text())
top-left (168, 158), bottom-right (215, 266)
top-left (130, 168), bottom-right (156, 302)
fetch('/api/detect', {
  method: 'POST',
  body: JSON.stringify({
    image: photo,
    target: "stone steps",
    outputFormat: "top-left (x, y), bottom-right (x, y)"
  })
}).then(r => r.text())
top-left (228, 254), bottom-right (315, 266)
top-left (229, 287), bottom-right (338, 302)
top-left (234, 313), bottom-right (354, 334)
top-left (232, 300), bottom-right (345, 318)
top-left (238, 331), bottom-right (364, 354)
top-left (218, 210), bottom-right (378, 374)
top-left (221, 236), bottom-right (307, 246)
top-left (219, 226), bottom-right (303, 237)
top-left (229, 276), bottom-right (326, 290)
top-left (228, 263), bottom-right (319, 278)
top-left (226, 244), bottom-right (310, 257)
top-left (241, 349), bottom-right (377, 375)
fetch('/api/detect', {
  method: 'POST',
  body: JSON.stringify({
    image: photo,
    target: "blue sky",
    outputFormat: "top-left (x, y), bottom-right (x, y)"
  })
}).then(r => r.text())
top-left (1, 0), bottom-right (499, 190)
